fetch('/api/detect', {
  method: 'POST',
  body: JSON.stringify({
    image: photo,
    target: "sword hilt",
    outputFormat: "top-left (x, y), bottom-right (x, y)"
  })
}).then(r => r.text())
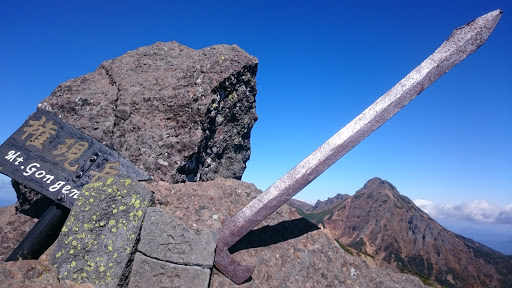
top-left (214, 244), bottom-right (255, 285)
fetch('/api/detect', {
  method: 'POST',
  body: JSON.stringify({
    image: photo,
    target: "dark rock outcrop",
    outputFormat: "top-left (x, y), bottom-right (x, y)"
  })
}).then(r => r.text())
top-left (299, 177), bottom-right (512, 288)
top-left (38, 41), bottom-right (258, 184)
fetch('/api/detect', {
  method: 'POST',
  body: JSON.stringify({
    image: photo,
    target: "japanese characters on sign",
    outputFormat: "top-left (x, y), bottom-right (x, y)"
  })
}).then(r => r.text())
top-left (0, 109), bottom-right (150, 209)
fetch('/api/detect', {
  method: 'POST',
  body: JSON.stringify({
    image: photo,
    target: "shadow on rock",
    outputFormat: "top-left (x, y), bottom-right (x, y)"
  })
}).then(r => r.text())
top-left (229, 217), bottom-right (320, 253)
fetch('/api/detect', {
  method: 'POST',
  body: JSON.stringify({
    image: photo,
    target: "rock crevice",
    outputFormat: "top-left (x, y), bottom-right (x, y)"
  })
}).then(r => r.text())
top-left (99, 64), bottom-right (121, 144)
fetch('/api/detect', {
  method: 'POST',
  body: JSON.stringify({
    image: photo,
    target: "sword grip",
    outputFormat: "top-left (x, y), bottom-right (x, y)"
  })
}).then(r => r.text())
top-left (5, 204), bottom-right (70, 261)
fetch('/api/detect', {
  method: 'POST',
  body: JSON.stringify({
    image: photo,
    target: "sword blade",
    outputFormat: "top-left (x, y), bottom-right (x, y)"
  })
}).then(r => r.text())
top-left (214, 9), bottom-right (502, 284)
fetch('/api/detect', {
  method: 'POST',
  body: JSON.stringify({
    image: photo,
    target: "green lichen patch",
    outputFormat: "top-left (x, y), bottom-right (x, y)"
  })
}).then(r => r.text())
top-left (50, 174), bottom-right (153, 288)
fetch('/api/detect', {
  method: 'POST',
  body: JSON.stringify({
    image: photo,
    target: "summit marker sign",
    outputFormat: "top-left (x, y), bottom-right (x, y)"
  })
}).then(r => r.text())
top-left (0, 108), bottom-right (150, 209)
top-left (1, 108), bottom-right (151, 261)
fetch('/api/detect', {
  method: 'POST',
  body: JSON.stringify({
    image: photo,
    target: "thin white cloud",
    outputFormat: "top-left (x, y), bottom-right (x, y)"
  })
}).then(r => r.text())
top-left (414, 199), bottom-right (512, 224)
top-left (495, 204), bottom-right (512, 224)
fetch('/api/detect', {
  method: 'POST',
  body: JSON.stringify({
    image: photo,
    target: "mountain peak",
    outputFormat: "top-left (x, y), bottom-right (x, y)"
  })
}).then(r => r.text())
top-left (293, 177), bottom-right (512, 286)
top-left (363, 177), bottom-right (392, 188)
top-left (318, 178), bottom-right (512, 287)
top-left (353, 177), bottom-right (404, 205)
top-left (362, 177), bottom-right (398, 192)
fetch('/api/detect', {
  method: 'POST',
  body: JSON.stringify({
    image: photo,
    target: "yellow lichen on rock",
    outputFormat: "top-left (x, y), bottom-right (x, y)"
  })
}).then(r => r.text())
top-left (50, 175), bottom-right (154, 286)
top-left (121, 178), bottom-right (131, 186)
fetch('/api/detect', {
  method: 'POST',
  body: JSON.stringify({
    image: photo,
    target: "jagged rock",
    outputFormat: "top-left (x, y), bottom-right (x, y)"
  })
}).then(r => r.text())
top-left (50, 175), bottom-right (153, 287)
top-left (137, 207), bottom-right (216, 268)
top-left (128, 253), bottom-right (210, 288)
top-left (146, 178), bottom-right (427, 288)
top-left (38, 41), bottom-right (258, 184)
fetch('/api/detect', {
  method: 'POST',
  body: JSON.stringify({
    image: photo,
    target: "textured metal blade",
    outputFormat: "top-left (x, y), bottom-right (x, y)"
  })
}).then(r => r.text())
top-left (214, 9), bottom-right (502, 284)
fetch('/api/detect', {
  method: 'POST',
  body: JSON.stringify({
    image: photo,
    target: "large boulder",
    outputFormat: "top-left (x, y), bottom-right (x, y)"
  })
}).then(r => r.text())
top-left (11, 40), bottom-right (258, 224)
top-left (38, 41), bottom-right (258, 184)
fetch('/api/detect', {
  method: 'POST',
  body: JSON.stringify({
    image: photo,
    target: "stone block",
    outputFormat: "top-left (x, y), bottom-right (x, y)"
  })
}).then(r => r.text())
top-left (137, 207), bottom-right (216, 268)
top-left (128, 253), bottom-right (210, 288)
top-left (50, 175), bottom-right (153, 287)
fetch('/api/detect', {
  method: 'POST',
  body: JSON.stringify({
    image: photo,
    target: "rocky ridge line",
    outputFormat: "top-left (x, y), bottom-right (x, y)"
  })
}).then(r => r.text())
top-left (296, 177), bottom-right (512, 288)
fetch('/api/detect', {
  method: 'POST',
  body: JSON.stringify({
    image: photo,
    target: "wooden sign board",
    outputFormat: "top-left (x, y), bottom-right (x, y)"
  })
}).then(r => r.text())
top-left (0, 109), bottom-right (150, 209)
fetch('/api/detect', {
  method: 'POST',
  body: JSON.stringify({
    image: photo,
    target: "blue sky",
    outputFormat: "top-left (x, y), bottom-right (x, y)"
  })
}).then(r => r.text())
top-left (1, 1), bottom-right (511, 253)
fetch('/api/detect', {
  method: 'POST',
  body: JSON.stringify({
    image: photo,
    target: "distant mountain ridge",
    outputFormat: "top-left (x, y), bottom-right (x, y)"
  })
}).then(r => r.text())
top-left (290, 177), bottom-right (512, 288)
top-left (313, 193), bottom-right (350, 211)
top-left (289, 193), bottom-right (350, 213)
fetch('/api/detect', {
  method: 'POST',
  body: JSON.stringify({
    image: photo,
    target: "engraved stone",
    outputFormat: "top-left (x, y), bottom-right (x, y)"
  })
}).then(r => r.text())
top-left (137, 207), bottom-right (217, 268)
top-left (50, 175), bottom-right (153, 287)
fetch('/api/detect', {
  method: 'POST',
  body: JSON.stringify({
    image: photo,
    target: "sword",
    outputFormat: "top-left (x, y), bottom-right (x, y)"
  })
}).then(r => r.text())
top-left (214, 10), bottom-right (502, 284)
